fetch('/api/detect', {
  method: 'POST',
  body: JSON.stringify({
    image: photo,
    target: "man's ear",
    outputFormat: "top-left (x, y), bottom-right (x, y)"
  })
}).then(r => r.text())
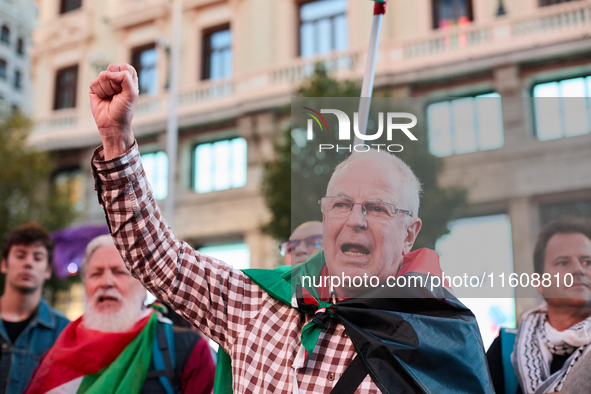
top-left (403, 218), bottom-right (422, 254)
top-left (1, 258), bottom-right (7, 275)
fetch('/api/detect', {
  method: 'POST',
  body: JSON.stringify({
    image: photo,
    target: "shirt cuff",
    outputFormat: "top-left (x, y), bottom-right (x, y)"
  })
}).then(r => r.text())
top-left (91, 141), bottom-right (142, 188)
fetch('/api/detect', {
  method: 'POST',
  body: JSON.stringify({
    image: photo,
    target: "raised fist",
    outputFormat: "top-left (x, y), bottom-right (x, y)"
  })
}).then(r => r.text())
top-left (89, 64), bottom-right (139, 159)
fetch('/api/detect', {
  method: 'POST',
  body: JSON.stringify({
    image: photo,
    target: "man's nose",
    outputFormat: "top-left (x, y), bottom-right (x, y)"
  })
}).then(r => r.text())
top-left (572, 259), bottom-right (588, 275)
top-left (346, 204), bottom-right (368, 229)
top-left (99, 272), bottom-right (115, 287)
top-left (294, 241), bottom-right (309, 256)
top-left (22, 256), bottom-right (34, 268)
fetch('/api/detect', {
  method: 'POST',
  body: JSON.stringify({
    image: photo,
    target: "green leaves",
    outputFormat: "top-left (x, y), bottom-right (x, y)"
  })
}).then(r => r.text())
top-left (0, 113), bottom-right (77, 295)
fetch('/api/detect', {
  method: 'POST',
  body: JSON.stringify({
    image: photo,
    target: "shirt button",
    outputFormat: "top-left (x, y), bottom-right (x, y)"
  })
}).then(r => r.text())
top-left (328, 373), bottom-right (335, 381)
top-left (343, 331), bottom-right (349, 338)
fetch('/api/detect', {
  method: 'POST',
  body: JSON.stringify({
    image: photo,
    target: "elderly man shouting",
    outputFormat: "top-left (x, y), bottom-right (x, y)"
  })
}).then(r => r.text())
top-left (87, 64), bottom-right (492, 393)
top-left (25, 235), bottom-right (215, 394)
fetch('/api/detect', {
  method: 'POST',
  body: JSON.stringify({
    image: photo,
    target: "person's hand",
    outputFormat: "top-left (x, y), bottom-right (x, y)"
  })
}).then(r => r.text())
top-left (89, 64), bottom-right (139, 160)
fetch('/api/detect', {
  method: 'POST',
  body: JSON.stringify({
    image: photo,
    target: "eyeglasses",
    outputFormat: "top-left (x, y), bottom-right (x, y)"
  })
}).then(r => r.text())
top-left (279, 235), bottom-right (324, 256)
top-left (318, 196), bottom-right (412, 219)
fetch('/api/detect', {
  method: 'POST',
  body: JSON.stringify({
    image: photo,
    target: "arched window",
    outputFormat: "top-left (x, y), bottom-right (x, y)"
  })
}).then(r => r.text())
top-left (16, 37), bottom-right (24, 55)
top-left (1, 26), bottom-right (10, 44)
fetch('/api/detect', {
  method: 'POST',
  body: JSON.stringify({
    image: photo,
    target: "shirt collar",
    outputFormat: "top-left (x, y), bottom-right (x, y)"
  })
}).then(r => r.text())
top-left (34, 299), bottom-right (57, 329)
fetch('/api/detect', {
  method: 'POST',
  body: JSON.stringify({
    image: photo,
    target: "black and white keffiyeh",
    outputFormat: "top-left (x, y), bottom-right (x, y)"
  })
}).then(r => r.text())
top-left (512, 304), bottom-right (591, 393)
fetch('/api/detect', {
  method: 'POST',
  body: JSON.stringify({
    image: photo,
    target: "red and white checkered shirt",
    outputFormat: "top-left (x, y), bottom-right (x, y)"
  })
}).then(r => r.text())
top-left (92, 143), bottom-right (378, 393)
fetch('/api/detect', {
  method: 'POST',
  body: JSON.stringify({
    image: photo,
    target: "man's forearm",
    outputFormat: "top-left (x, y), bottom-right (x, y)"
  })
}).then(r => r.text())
top-left (91, 142), bottom-right (265, 351)
top-left (99, 126), bottom-right (135, 160)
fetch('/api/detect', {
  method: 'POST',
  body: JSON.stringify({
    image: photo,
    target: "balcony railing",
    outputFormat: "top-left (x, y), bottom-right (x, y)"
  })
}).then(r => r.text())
top-left (31, 1), bottom-right (591, 146)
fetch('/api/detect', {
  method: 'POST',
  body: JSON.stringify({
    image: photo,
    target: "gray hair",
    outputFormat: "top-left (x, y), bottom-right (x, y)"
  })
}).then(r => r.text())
top-left (326, 150), bottom-right (422, 219)
top-left (80, 234), bottom-right (115, 280)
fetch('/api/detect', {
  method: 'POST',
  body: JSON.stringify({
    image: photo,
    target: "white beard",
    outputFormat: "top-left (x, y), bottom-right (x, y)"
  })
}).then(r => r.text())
top-left (83, 288), bottom-right (147, 333)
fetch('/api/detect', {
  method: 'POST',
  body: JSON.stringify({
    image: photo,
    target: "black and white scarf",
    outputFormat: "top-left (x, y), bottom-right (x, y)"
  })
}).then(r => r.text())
top-left (512, 304), bottom-right (591, 393)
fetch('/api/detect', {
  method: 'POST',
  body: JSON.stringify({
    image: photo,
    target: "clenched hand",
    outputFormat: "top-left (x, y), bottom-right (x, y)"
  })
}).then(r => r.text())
top-left (89, 64), bottom-right (139, 160)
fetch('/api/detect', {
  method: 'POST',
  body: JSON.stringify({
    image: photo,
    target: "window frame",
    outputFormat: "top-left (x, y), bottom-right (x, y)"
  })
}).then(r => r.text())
top-left (131, 43), bottom-right (158, 95)
top-left (16, 37), bottom-right (24, 56)
top-left (531, 74), bottom-right (591, 141)
top-left (60, 0), bottom-right (82, 14)
top-left (425, 91), bottom-right (504, 157)
top-left (201, 24), bottom-right (232, 81)
top-left (431, 0), bottom-right (474, 30)
top-left (13, 69), bottom-right (21, 90)
top-left (53, 64), bottom-right (79, 110)
top-left (0, 59), bottom-right (7, 80)
top-left (191, 137), bottom-right (248, 194)
top-left (1, 26), bottom-right (10, 45)
top-left (538, 0), bottom-right (580, 7)
top-left (139, 150), bottom-right (169, 200)
top-left (53, 166), bottom-right (85, 211)
top-left (297, 0), bottom-right (348, 58)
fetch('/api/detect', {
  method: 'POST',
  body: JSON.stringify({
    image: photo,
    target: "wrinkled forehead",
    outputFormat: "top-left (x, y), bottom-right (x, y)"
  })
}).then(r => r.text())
top-left (327, 157), bottom-right (406, 199)
top-left (545, 232), bottom-right (591, 258)
top-left (86, 245), bottom-right (126, 272)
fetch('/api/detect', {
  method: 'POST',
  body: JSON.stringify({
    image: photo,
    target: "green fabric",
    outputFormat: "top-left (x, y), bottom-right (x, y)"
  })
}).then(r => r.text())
top-left (213, 346), bottom-right (233, 394)
top-left (213, 253), bottom-right (327, 394)
top-left (77, 313), bottom-right (158, 394)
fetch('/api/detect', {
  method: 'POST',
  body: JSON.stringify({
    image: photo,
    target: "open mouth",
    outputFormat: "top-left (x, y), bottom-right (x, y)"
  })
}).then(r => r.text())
top-left (98, 296), bottom-right (120, 303)
top-left (341, 244), bottom-right (370, 257)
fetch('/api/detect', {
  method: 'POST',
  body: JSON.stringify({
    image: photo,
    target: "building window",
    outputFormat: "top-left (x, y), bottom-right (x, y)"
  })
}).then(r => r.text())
top-left (432, 0), bottom-right (473, 30)
top-left (0, 59), bottom-right (6, 80)
top-left (60, 0), bottom-right (82, 14)
top-left (540, 199), bottom-right (591, 225)
top-left (1, 26), bottom-right (9, 44)
top-left (54, 65), bottom-right (78, 110)
top-left (299, 0), bottom-right (348, 58)
top-left (140, 151), bottom-right (168, 200)
top-left (193, 137), bottom-right (247, 193)
top-left (199, 242), bottom-right (250, 269)
top-left (533, 75), bottom-right (591, 141)
top-left (436, 214), bottom-right (516, 348)
top-left (539, 0), bottom-right (580, 6)
top-left (131, 44), bottom-right (158, 95)
top-left (54, 168), bottom-right (85, 211)
top-left (13, 70), bottom-right (21, 90)
top-left (427, 93), bottom-right (503, 157)
top-left (16, 38), bottom-right (24, 55)
top-left (202, 26), bottom-right (232, 80)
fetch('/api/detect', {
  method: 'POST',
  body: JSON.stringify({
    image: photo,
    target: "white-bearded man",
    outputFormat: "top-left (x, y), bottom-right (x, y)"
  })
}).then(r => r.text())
top-left (25, 235), bottom-right (215, 394)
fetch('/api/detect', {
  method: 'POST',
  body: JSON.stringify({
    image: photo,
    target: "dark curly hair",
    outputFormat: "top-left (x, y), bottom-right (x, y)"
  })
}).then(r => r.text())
top-left (2, 222), bottom-right (54, 265)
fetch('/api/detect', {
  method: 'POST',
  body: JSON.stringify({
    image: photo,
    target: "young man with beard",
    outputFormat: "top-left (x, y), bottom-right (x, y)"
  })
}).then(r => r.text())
top-left (86, 64), bottom-right (493, 393)
top-left (487, 216), bottom-right (591, 394)
top-left (0, 222), bottom-right (69, 394)
top-left (25, 235), bottom-right (215, 394)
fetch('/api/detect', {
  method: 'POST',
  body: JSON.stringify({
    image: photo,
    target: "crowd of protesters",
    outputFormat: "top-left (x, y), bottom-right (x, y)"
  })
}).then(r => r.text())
top-left (0, 62), bottom-right (590, 393)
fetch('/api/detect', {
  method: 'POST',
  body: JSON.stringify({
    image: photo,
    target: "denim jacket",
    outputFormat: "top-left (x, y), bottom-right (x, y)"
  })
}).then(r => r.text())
top-left (0, 298), bottom-right (70, 394)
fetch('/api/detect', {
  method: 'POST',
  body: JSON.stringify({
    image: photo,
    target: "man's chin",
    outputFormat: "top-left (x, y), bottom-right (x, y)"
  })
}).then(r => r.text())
top-left (84, 301), bottom-right (143, 332)
top-left (95, 300), bottom-right (123, 312)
